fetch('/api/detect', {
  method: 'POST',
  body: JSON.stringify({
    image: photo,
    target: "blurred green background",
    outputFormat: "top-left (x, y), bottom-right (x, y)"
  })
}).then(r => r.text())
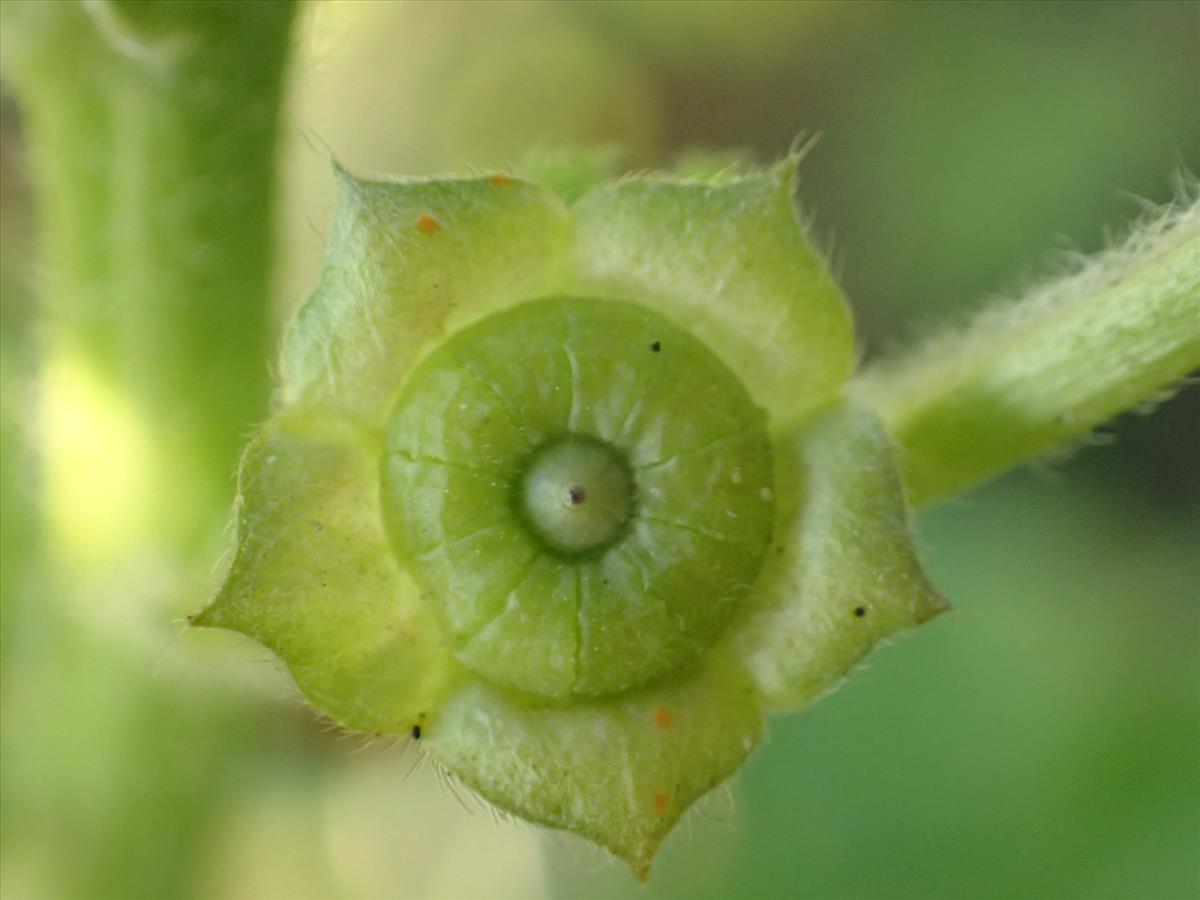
top-left (2, 2), bottom-right (1197, 898)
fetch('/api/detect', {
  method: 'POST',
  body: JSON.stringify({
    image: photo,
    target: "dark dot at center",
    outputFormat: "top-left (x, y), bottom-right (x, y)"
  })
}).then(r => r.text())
top-left (853, 606), bottom-right (866, 617)
top-left (650, 341), bottom-right (662, 352)
top-left (567, 485), bottom-right (587, 506)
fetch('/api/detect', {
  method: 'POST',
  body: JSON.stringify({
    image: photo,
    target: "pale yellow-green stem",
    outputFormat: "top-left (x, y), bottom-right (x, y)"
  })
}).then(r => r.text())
top-left (854, 195), bottom-right (1200, 507)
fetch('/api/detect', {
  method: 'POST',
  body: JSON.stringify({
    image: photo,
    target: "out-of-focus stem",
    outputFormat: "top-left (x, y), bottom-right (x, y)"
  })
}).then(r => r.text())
top-left (4, 1), bottom-right (296, 556)
top-left (1, 5), bottom-right (297, 899)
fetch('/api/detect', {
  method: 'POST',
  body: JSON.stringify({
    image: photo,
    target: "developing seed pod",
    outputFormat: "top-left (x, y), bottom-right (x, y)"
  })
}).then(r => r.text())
top-left (383, 296), bottom-right (775, 699)
top-left (194, 157), bottom-right (947, 878)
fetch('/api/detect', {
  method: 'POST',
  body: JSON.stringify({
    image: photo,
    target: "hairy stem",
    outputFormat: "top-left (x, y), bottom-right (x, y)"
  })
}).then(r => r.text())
top-left (854, 194), bottom-right (1200, 508)
top-left (2, 4), bottom-right (298, 898)
top-left (4, 0), bottom-right (296, 553)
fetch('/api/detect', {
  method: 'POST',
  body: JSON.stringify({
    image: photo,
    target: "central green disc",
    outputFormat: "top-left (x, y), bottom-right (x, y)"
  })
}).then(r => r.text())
top-left (382, 296), bottom-right (775, 700)
top-left (519, 436), bottom-right (634, 556)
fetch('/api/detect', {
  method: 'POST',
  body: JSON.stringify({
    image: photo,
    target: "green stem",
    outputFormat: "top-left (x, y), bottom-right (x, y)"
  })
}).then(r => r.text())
top-left (4, 0), bottom-right (296, 553)
top-left (853, 195), bottom-right (1200, 508)
top-left (2, 5), bottom-right (297, 898)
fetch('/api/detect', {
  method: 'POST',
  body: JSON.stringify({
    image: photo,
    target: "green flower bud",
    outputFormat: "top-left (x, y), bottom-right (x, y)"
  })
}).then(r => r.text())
top-left (194, 157), bottom-right (947, 877)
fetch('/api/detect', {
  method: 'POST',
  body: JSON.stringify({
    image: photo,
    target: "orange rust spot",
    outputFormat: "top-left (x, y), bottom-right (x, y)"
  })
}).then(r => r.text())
top-left (490, 172), bottom-right (512, 187)
top-left (653, 706), bottom-right (673, 729)
top-left (415, 213), bottom-right (440, 234)
top-left (653, 792), bottom-right (669, 814)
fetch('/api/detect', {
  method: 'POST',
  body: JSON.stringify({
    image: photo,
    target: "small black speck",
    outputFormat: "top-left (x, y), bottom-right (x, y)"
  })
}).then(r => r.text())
top-left (854, 606), bottom-right (866, 618)
top-left (411, 724), bottom-right (422, 740)
top-left (650, 341), bottom-right (661, 352)
top-left (567, 485), bottom-right (587, 505)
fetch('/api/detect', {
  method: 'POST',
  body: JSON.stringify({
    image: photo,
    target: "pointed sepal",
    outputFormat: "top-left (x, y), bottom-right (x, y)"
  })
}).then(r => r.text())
top-left (193, 411), bottom-right (458, 732)
top-left (426, 656), bottom-right (763, 880)
top-left (568, 159), bottom-right (856, 423)
top-left (280, 169), bottom-right (571, 425)
top-left (733, 401), bottom-right (949, 712)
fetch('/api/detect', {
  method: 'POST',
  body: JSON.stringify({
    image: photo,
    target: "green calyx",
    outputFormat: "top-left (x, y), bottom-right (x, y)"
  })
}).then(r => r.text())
top-left (519, 435), bottom-right (634, 557)
top-left (196, 159), bottom-right (952, 876)
top-left (383, 296), bottom-right (776, 700)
